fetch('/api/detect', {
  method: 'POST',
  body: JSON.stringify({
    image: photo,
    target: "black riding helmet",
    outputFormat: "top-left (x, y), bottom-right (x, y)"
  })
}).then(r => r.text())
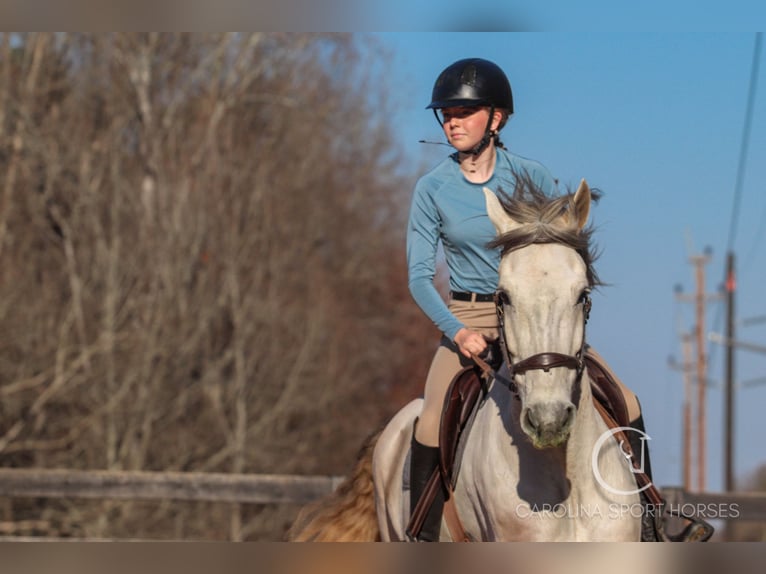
top-left (427, 57), bottom-right (514, 112)
top-left (427, 58), bottom-right (513, 155)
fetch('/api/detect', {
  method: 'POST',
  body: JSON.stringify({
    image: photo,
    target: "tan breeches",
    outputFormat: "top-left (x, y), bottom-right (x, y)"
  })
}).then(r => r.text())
top-left (415, 300), bottom-right (498, 446)
top-left (413, 301), bottom-right (642, 447)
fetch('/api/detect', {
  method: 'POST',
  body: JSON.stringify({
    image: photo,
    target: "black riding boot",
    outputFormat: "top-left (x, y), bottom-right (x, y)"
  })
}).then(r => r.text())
top-left (630, 405), bottom-right (714, 541)
top-left (407, 434), bottom-right (445, 542)
top-left (629, 408), bottom-right (659, 541)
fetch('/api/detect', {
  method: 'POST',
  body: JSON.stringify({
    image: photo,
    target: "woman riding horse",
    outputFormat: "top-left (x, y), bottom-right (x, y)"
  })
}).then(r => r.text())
top-left (405, 57), bottom-right (653, 541)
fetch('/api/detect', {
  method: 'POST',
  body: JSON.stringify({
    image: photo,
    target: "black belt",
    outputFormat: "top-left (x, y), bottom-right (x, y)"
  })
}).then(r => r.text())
top-left (450, 291), bottom-right (495, 303)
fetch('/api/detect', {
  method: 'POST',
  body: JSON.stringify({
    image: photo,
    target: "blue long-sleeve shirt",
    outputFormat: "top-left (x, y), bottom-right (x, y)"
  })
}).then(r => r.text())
top-left (406, 149), bottom-right (557, 340)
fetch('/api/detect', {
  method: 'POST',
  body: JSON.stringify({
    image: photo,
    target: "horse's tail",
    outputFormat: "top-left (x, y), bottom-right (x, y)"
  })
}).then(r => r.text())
top-left (286, 428), bottom-right (382, 542)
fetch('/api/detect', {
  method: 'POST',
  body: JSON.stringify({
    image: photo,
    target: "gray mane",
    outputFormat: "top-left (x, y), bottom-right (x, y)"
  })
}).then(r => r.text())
top-left (487, 173), bottom-right (603, 287)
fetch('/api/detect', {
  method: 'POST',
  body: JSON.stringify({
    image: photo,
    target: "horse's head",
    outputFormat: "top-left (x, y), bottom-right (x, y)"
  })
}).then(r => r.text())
top-left (484, 177), bottom-right (599, 449)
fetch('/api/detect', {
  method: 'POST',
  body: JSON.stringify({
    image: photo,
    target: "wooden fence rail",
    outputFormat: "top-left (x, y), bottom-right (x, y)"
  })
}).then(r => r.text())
top-left (0, 468), bottom-right (344, 505)
top-left (0, 468), bottom-right (765, 522)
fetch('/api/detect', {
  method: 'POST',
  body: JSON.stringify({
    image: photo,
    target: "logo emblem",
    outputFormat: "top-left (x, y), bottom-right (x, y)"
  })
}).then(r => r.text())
top-left (591, 427), bottom-right (652, 495)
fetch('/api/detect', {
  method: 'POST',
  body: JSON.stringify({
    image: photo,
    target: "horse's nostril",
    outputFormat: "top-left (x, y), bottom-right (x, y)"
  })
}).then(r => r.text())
top-left (564, 404), bottom-right (576, 427)
top-left (524, 409), bottom-right (538, 431)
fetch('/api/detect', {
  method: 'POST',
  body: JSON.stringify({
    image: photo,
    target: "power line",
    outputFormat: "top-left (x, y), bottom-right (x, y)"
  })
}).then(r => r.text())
top-left (718, 33), bottom-right (762, 498)
top-left (713, 31), bottom-right (762, 411)
top-left (726, 32), bottom-right (762, 254)
top-left (737, 32), bottom-right (766, 286)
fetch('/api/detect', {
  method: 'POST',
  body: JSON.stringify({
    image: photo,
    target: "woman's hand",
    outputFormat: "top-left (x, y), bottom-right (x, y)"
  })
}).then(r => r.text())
top-left (453, 328), bottom-right (488, 359)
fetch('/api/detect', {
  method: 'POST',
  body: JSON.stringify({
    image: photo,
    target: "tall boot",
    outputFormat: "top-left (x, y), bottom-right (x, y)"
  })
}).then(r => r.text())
top-left (629, 407), bottom-right (660, 541)
top-left (407, 434), bottom-right (446, 542)
top-left (628, 410), bottom-right (714, 542)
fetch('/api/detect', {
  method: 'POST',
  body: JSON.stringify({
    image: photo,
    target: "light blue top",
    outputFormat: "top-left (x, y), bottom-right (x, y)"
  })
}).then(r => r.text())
top-left (406, 148), bottom-right (557, 340)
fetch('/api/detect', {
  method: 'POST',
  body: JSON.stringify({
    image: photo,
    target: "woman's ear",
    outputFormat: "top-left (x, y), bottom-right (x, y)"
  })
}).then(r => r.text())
top-left (491, 109), bottom-right (505, 132)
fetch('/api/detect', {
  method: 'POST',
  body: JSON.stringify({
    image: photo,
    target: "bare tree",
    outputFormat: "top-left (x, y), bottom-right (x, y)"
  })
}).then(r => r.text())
top-left (0, 32), bottom-right (434, 540)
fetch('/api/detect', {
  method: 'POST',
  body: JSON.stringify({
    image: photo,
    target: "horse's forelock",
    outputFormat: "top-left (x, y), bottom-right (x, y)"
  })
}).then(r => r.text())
top-left (488, 173), bottom-right (603, 287)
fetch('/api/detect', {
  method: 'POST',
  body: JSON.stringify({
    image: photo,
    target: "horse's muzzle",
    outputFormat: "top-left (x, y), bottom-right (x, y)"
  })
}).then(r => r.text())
top-left (522, 401), bottom-right (576, 448)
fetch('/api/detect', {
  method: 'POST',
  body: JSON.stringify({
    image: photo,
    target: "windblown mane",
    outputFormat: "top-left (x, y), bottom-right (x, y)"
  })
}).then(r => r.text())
top-left (487, 173), bottom-right (603, 287)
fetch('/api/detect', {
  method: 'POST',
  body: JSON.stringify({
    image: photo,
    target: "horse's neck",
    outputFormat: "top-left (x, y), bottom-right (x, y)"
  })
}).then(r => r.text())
top-left (565, 376), bottom-right (602, 476)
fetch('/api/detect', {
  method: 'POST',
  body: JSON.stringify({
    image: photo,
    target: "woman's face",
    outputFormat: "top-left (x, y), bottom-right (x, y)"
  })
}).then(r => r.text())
top-left (439, 106), bottom-right (501, 153)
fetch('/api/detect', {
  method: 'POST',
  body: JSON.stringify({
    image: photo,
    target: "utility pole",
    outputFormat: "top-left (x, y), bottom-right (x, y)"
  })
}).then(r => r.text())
top-left (692, 251), bottom-right (711, 492)
top-left (724, 252), bottom-right (736, 493)
top-left (668, 323), bottom-right (695, 491)
top-left (676, 248), bottom-right (717, 492)
top-left (681, 331), bottom-right (694, 492)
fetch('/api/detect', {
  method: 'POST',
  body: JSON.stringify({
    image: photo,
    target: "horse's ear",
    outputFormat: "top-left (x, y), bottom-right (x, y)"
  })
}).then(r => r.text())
top-left (483, 187), bottom-right (517, 235)
top-left (573, 179), bottom-right (591, 230)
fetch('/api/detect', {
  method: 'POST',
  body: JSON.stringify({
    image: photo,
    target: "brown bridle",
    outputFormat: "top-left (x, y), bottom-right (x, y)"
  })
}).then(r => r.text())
top-left (493, 288), bottom-right (592, 397)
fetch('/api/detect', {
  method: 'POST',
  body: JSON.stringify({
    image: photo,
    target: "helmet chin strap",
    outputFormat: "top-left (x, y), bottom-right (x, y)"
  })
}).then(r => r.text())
top-left (466, 105), bottom-right (496, 157)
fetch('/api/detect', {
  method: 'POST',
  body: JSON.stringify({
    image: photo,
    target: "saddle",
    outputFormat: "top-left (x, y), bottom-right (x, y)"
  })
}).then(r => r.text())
top-left (406, 353), bottom-right (715, 542)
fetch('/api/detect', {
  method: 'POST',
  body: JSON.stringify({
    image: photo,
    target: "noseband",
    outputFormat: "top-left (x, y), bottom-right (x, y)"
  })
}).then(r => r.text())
top-left (493, 289), bottom-right (592, 397)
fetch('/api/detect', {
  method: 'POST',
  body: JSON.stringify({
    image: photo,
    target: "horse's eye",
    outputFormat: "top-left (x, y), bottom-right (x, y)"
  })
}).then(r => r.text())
top-left (578, 289), bottom-right (592, 321)
top-left (495, 290), bottom-right (511, 307)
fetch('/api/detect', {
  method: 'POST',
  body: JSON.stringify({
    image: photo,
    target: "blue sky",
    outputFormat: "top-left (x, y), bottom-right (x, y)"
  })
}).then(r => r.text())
top-left (374, 33), bottom-right (766, 493)
top-left (363, 3), bottom-right (766, 32)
